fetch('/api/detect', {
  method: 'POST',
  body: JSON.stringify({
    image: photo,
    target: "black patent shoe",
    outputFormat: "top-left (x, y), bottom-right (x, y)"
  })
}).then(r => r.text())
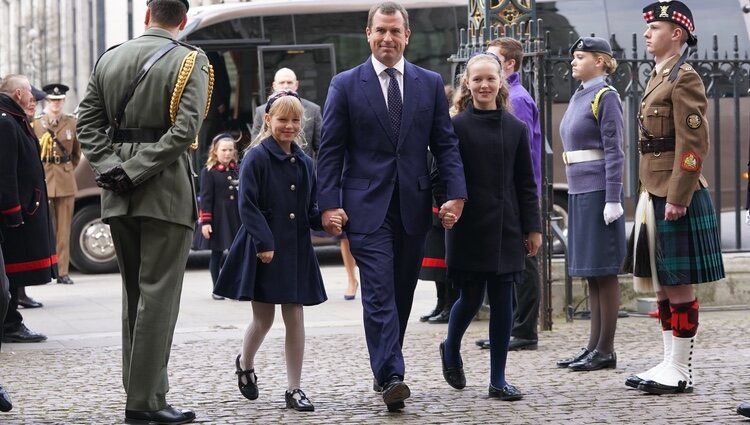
top-left (0, 384), bottom-right (12, 412)
top-left (285, 388), bottom-right (314, 412)
top-left (124, 405), bottom-right (195, 424)
top-left (17, 296), bottom-right (43, 309)
top-left (508, 336), bottom-right (538, 351)
top-left (439, 341), bottom-right (466, 389)
top-left (2, 324), bottom-right (47, 343)
top-left (420, 305), bottom-right (442, 322)
top-left (381, 377), bottom-right (410, 411)
top-left (556, 348), bottom-right (590, 368)
top-left (737, 403), bottom-right (750, 418)
top-left (57, 275), bottom-right (74, 284)
top-left (211, 294), bottom-right (225, 300)
top-left (625, 375), bottom-right (644, 389)
top-left (235, 354), bottom-right (258, 400)
top-left (488, 383), bottom-right (523, 401)
top-left (428, 309), bottom-right (450, 324)
top-left (568, 350), bottom-right (617, 371)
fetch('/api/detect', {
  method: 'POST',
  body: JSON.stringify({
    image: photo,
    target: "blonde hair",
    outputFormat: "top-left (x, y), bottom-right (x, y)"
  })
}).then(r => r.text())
top-left (249, 93), bottom-right (307, 151)
top-left (593, 53), bottom-right (618, 75)
top-left (452, 54), bottom-right (511, 114)
top-left (205, 133), bottom-right (238, 170)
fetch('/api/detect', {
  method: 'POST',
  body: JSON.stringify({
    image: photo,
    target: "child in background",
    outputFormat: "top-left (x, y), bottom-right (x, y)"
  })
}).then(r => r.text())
top-left (214, 90), bottom-right (341, 412)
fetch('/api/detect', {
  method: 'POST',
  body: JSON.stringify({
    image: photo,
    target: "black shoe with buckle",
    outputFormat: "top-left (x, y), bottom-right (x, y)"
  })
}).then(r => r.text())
top-left (439, 341), bottom-right (466, 389)
top-left (17, 297), bottom-right (43, 309)
top-left (2, 324), bottom-right (47, 343)
top-left (124, 405), bottom-right (195, 424)
top-left (0, 384), bottom-right (12, 412)
top-left (556, 348), bottom-right (590, 368)
top-left (488, 383), bottom-right (523, 401)
top-left (235, 354), bottom-right (258, 400)
top-left (57, 275), bottom-right (74, 284)
top-left (285, 388), bottom-right (314, 412)
top-left (381, 376), bottom-right (410, 412)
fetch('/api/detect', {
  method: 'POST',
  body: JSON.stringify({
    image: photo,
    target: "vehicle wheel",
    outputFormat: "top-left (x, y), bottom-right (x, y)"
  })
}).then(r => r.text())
top-left (69, 203), bottom-right (118, 274)
top-left (551, 191), bottom-right (569, 255)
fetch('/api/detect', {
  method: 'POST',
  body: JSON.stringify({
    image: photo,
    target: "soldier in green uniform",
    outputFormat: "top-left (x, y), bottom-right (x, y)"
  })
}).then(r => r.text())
top-left (76, 1), bottom-right (211, 423)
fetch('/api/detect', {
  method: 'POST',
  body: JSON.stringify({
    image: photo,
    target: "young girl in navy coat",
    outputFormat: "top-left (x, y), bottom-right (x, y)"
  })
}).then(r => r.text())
top-left (194, 133), bottom-right (240, 300)
top-left (214, 91), bottom-right (341, 411)
top-left (436, 53), bottom-right (541, 401)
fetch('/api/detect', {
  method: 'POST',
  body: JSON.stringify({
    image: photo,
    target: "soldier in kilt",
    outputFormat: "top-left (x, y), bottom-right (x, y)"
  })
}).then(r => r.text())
top-left (624, 1), bottom-right (725, 395)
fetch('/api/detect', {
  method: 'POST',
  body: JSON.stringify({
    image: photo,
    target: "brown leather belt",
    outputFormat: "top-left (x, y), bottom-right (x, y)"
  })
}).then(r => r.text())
top-left (639, 138), bottom-right (675, 154)
top-left (42, 155), bottom-right (71, 164)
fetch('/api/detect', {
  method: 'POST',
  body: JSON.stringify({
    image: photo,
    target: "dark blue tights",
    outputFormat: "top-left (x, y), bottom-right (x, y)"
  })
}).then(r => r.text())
top-left (209, 250), bottom-right (224, 286)
top-left (443, 279), bottom-right (514, 388)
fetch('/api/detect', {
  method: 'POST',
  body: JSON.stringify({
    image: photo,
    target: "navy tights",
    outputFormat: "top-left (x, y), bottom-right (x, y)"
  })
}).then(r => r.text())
top-left (209, 250), bottom-right (224, 285)
top-left (443, 279), bottom-right (514, 388)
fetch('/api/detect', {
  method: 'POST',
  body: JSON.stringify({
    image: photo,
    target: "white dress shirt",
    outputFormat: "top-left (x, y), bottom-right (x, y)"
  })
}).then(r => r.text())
top-left (371, 55), bottom-right (404, 108)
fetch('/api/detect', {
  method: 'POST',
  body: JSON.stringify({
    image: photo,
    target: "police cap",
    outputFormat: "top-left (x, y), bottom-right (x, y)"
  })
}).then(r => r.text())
top-left (146, 0), bottom-right (189, 11)
top-left (642, 1), bottom-right (697, 46)
top-left (42, 83), bottom-right (69, 100)
top-left (569, 37), bottom-right (613, 57)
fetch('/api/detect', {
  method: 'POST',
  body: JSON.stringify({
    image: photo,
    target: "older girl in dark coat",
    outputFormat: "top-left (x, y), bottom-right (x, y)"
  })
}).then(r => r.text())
top-left (436, 54), bottom-right (541, 401)
top-left (214, 91), bottom-right (340, 412)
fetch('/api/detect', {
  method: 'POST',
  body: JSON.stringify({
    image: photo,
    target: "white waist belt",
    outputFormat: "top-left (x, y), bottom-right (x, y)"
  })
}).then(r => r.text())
top-left (562, 149), bottom-right (605, 165)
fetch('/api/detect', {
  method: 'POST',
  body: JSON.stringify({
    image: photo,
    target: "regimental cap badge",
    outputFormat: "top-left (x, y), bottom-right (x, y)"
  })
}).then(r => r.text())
top-left (42, 83), bottom-right (69, 100)
top-left (642, 1), bottom-right (697, 46)
top-left (680, 151), bottom-right (701, 172)
top-left (659, 5), bottom-right (670, 18)
top-left (686, 113), bottom-right (702, 129)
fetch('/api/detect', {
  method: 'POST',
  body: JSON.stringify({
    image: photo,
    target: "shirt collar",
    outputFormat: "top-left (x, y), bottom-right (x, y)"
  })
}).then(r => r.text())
top-left (654, 55), bottom-right (678, 75)
top-left (581, 75), bottom-right (606, 90)
top-left (506, 72), bottom-right (521, 86)
top-left (371, 55), bottom-right (405, 77)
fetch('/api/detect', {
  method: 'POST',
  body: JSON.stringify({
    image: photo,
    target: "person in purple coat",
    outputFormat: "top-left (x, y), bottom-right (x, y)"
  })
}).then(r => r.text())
top-left (556, 37), bottom-right (626, 372)
top-left (214, 91), bottom-right (341, 412)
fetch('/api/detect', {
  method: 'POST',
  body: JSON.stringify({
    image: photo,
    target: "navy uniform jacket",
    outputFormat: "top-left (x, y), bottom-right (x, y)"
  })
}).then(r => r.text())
top-left (0, 94), bottom-right (57, 286)
top-left (194, 164), bottom-right (241, 251)
top-left (214, 138), bottom-right (326, 305)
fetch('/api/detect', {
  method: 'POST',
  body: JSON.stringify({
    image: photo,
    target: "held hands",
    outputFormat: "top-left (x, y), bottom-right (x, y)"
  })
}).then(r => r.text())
top-left (257, 251), bottom-right (274, 263)
top-left (95, 165), bottom-right (134, 195)
top-left (525, 232), bottom-right (542, 257)
top-left (664, 203), bottom-right (687, 221)
top-left (322, 208), bottom-right (347, 236)
top-left (439, 198), bottom-right (465, 230)
top-left (201, 224), bottom-right (212, 239)
top-left (603, 202), bottom-right (624, 225)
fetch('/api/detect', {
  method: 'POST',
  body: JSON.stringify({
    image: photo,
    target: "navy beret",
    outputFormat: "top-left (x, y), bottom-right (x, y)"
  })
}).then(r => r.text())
top-left (569, 37), bottom-right (613, 57)
top-left (642, 1), bottom-right (697, 46)
top-left (147, 0), bottom-right (189, 12)
top-left (30, 86), bottom-right (47, 102)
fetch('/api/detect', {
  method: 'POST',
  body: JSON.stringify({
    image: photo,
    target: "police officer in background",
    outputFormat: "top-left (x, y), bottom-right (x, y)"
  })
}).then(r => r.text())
top-left (76, 0), bottom-right (210, 423)
top-left (34, 83), bottom-right (80, 285)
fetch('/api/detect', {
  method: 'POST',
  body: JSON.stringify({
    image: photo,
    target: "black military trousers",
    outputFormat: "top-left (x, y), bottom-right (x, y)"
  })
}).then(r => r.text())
top-left (511, 255), bottom-right (540, 340)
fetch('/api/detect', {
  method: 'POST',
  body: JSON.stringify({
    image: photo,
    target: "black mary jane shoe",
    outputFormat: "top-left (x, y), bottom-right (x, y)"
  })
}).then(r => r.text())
top-left (0, 384), bottom-right (12, 412)
top-left (235, 354), bottom-right (258, 400)
top-left (285, 388), bottom-right (314, 412)
top-left (488, 383), bottom-right (523, 401)
top-left (556, 348), bottom-right (590, 368)
top-left (568, 350), bottom-right (616, 371)
top-left (124, 405), bottom-right (195, 425)
top-left (439, 341), bottom-right (466, 389)
top-left (737, 403), bottom-right (750, 418)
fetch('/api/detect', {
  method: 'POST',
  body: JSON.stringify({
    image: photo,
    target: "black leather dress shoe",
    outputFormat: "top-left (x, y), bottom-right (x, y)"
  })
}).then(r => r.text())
top-left (373, 378), bottom-right (382, 392)
top-left (0, 384), bottom-right (12, 412)
top-left (625, 374), bottom-right (644, 389)
top-left (508, 336), bottom-right (538, 351)
top-left (17, 296), bottom-right (43, 309)
top-left (475, 338), bottom-right (490, 349)
top-left (57, 275), bottom-right (74, 284)
top-left (124, 406), bottom-right (195, 424)
top-left (211, 293), bottom-right (225, 300)
top-left (428, 309), bottom-right (450, 324)
top-left (488, 383), bottom-right (523, 401)
top-left (568, 350), bottom-right (616, 371)
top-left (285, 389), bottom-right (314, 412)
top-left (381, 377), bottom-right (410, 411)
top-left (737, 402), bottom-right (750, 418)
top-left (556, 348), bottom-right (590, 368)
top-left (235, 354), bottom-right (258, 400)
top-left (2, 324), bottom-right (47, 343)
top-left (439, 341), bottom-right (466, 389)
top-left (420, 306), bottom-right (441, 322)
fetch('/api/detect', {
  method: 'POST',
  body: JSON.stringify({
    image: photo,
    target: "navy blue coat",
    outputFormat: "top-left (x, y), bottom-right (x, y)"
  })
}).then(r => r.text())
top-left (193, 164), bottom-right (241, 251)
top-left (0, 94), bottom-right (57, 286)
top-left (214, 138), bottom-right (326, 305)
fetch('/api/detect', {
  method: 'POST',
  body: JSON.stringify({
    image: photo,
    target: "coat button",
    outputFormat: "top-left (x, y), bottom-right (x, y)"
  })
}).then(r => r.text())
top-left (230, 195), bottom-right (234, 200)
top-left (289, 213), bottom-right (296, 220)
top-left (290, 157), bottom-right (297, 164)
top-left (654, 109), bottom-right (658, 115)
top-left (227, 176), bottom-right (232, 180)
top-left (290, 184), bottom-right (296, 191)
top-left (35, 202), bottom-right (40, 206)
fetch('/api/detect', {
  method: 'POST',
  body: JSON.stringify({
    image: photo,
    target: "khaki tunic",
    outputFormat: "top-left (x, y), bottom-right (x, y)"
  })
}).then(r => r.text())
top-left (638, 55), bottom-right (709, 207)
top-left (34, 114), bottom-right (81, 197)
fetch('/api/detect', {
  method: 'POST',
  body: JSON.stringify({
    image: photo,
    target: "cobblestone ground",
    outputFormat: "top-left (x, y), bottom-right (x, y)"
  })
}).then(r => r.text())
top-left (2, 309), bottom-right (750, 424)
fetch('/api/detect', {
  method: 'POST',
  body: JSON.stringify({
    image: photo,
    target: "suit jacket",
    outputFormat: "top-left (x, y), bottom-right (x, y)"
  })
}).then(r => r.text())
top-left (639, 55), bottom-right (709, 207)
top-left (34, 113), bottom-right (81, 197)
top-left (317, 58), bottom-right (466, 236)
top-left (251, 98), bottom-right (321, 158)
top-left (77, 27), bottom-right (210, 229)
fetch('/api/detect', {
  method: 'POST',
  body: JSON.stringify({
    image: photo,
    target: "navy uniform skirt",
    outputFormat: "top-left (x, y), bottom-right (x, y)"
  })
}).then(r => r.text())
top-left (652, 188), bottom-right (725, 285)
top-left (568, 190), bottom-right (626, 277)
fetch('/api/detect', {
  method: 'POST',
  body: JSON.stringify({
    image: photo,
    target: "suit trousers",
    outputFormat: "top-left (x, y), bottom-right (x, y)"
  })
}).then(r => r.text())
top-left (511, 255), bottom-right (540, 340)
top-left (108, 216), bottom-right (192, 411)
top-left (347, 192), bottom-right (427, 385)
top-left (0, 248), bottom-right (9, 349)
top-left (49, 195), bottom-right (74, 276)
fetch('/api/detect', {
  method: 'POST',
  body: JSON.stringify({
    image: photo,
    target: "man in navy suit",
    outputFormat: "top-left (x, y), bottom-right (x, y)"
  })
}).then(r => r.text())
top-left (316, 1), bottom-right (467, 411)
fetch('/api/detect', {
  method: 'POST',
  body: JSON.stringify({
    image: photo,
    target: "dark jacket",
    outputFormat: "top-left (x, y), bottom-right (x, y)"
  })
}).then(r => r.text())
top-left (214, 138), bottom-right (326, 305)
top-left (438, 104), bottom-right (541, 275)
top-left (0, 94), bottom-right (57, 286)
top-left (194, 163), bottom-right (241, 251)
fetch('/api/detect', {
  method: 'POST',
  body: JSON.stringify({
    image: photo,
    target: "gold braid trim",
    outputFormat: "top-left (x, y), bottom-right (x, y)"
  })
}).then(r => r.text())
top-left (39, 132), bottom-right (55, 162)
top-left (169, 50), bottom-right (197, 126)
top-left (204, 64), bottom-right (215, 118)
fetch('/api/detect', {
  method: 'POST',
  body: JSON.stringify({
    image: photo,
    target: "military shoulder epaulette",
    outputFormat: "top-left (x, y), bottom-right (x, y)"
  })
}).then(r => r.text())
top-left (679, 63), bottom-right (695, 72)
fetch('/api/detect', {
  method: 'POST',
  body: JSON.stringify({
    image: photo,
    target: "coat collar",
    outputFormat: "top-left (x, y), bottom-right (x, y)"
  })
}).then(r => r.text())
top-left (260, 136), bottom-right (304, 161)
top-left (464, 101), bottom-right (503, 121)
top-left (0, 94), bottom-right (27, 118)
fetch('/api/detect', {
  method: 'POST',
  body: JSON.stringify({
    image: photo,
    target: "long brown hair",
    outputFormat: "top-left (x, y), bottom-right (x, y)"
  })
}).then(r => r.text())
top-left (452, 54), bottom-right (511, 114)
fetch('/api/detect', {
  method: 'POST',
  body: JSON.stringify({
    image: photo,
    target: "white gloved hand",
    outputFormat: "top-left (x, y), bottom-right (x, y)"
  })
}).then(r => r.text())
top-left (603, 202), bottom-right (624, 225)
top-left (746, 210), bottom-right (750, 226)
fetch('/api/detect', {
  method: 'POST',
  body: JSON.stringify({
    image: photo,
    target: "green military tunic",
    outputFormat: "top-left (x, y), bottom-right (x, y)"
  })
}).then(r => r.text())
top-left (76, 27), bottom-right (210, 411)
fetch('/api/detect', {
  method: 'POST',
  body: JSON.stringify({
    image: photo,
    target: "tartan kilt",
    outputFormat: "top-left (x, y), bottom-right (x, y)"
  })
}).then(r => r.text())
top-left (652, 188), bottom-right (725, 285)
